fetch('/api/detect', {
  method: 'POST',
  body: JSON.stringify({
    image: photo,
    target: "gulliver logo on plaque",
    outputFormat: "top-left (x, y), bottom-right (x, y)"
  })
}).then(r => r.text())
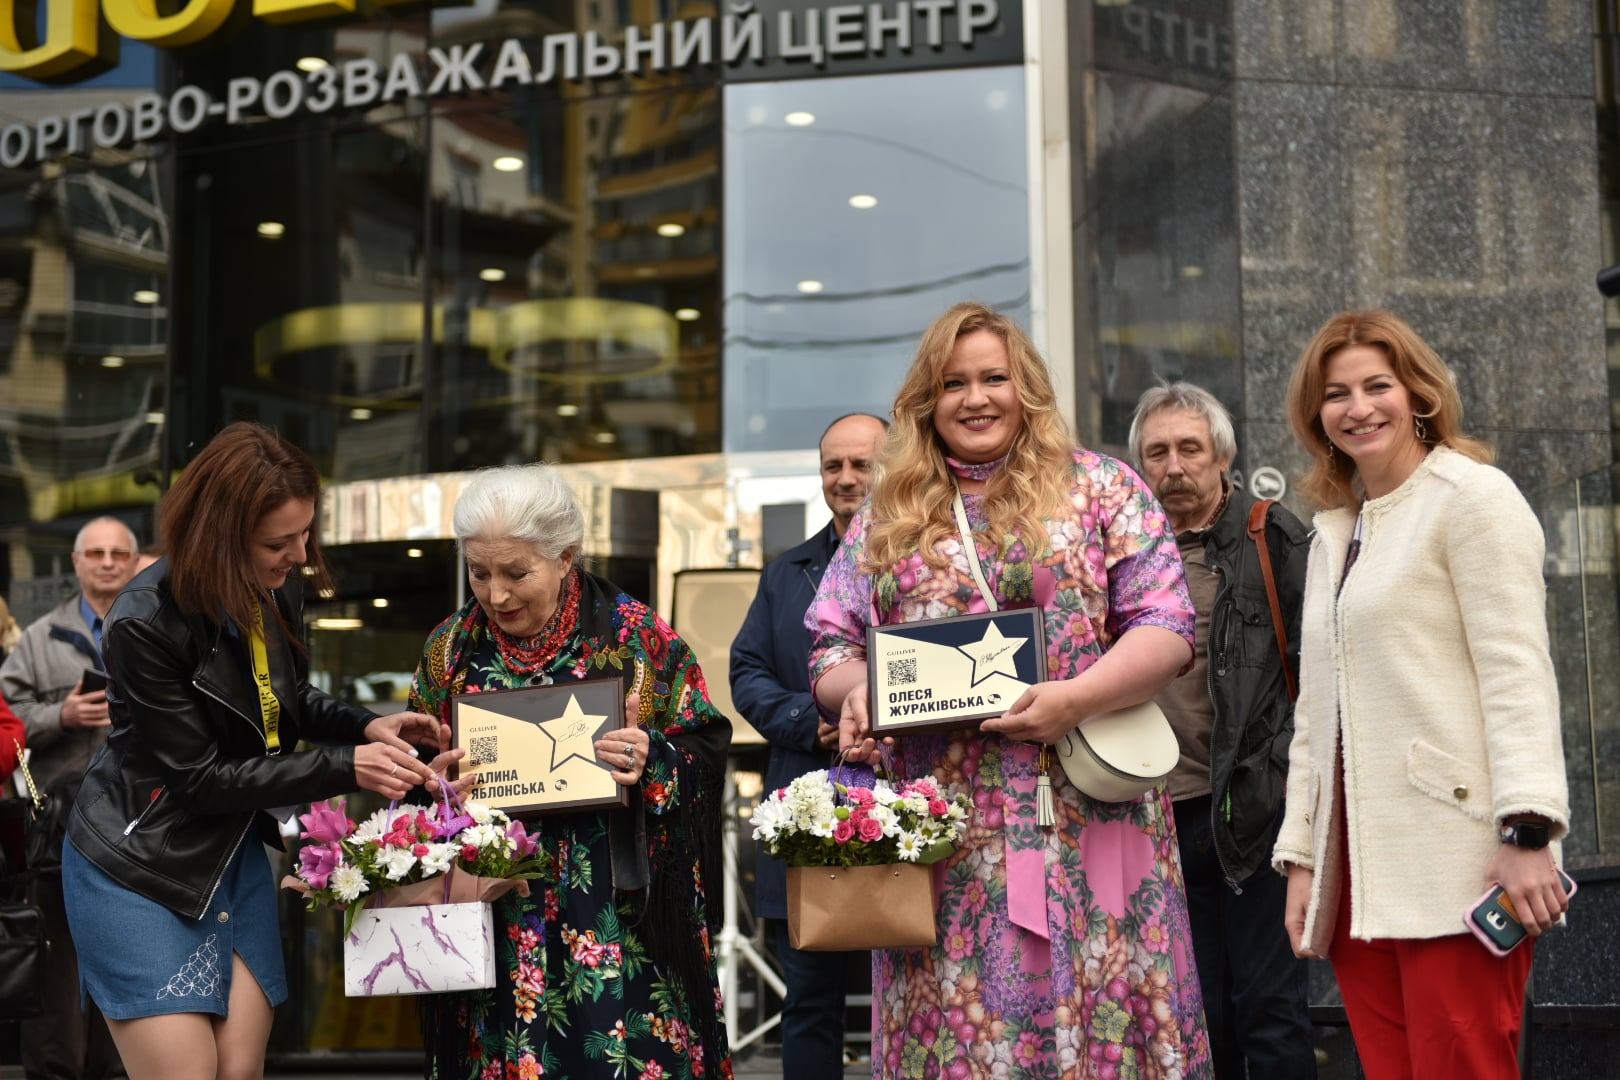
top-left (451, 677), bottom-right (630, 816)
top-left (867, 609), bottom-right (1047, 736)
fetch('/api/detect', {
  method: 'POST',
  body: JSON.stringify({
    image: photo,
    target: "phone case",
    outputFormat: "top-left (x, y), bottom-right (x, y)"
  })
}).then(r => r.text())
top-left (1464, 868), bottom-right (1577, 957)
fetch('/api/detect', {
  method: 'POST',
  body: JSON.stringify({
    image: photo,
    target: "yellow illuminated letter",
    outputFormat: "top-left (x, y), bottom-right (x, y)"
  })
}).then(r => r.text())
top-left (102, 0), bottom-right (234, 47)
top-left (0, 0), bottom-right (102, 79)
top-left (252, 0), bottom-right (352, 26)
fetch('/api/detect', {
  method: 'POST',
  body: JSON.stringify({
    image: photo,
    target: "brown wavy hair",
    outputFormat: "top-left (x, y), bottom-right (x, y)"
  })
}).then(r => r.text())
top-left (158, 421), bottom-right (333, 630)
top-left (1286, 309), bottom-right (1493, 510)
top-left (863, 302), bottom-right (1075, 572)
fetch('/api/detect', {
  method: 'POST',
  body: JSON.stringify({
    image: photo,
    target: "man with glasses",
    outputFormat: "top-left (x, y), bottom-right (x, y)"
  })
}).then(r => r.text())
top-left (1, 515), bottom-right (137, 1079)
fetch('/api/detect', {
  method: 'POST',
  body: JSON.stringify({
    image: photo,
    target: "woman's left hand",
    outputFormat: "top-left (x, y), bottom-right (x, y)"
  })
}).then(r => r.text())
top-left (1485, 841), bottom-right (1570, 937)
top-left (366, 711), bottom-right (446, 753)
top-left (981, 680), bottom-right (1084, 745)
top-left (595, 691), bottom-right (651, 786)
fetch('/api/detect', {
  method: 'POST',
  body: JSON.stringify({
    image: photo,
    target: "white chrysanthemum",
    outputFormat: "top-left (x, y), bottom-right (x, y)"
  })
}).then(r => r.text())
top-left (465, 801), bottom-right (498, 826)
top-left (350, 807), bottom-right (395, 843)
top-left (870, 804), bottom-right (900, 838)
top-left (872, 784), bottom-right (901, 807)
top-left (420, 843), bottom-right (459, 875)
top-left (330, 863), bottom-right (369, 903)
top-left (895, 835), bottom-right (923, 861)
top-left (751, 798), bottom-right (791, 844)
top-left (456, 822), bottom-right (505, 853)
top-left (378, 846), bottom-right (418, 880)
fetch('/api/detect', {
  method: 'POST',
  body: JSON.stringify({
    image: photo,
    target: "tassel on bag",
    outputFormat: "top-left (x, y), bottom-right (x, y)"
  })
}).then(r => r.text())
top-left (1036, 744), bottom-right (1055, 827)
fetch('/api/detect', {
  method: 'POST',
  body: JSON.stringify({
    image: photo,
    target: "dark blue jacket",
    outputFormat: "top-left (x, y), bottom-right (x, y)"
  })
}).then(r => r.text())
top-left (728, 521), bottom-right (839, 920)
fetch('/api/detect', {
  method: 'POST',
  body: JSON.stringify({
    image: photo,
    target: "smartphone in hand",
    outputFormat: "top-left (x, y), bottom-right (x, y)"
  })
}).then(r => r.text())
top-left (80, 668), bottom-right (108, 694)
top-left (1465, 868), bottom-right (1577, 956)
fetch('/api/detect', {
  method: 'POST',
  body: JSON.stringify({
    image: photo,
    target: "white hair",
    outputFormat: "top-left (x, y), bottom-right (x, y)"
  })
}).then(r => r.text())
top-left (1127, 382), bottom-right (1239, 467)
top-left (453, 464), bottom-right (585, 558)
top-left (74, 516), bottom-right (138, 553)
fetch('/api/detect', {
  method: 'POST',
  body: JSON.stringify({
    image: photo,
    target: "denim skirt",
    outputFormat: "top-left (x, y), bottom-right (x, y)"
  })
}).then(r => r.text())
top-left (63, 833), bottom-right (289, 1020)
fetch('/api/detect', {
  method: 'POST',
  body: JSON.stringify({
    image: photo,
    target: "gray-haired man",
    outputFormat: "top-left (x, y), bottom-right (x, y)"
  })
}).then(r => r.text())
top-left (1130, 384), bottom-right (1316, 1079)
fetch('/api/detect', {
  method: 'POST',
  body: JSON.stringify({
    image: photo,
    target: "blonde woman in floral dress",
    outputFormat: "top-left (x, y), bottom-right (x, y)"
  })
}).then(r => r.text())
top-left (810, 303), bottom-right (1211, 1080)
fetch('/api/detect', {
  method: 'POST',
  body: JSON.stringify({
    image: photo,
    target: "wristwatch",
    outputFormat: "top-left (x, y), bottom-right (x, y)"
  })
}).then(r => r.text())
top-left (1499, 821), bottom-right (1551, 849)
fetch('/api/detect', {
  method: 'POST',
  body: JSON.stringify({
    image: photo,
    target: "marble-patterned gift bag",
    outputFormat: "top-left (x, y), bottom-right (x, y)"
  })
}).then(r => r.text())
top-left (343, 901), bottom-right (496, 996)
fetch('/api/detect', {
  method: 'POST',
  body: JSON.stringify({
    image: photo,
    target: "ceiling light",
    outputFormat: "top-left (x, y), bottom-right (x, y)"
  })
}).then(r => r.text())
top-left (257, 221), bottom-right (285, 238)
top-left (492, 155), bottom-right (523, 172)
top-left (311, 617), bottom-right (363, 630)
top-left (133, 289), bottom-right (159, 304)
top-left (556, 403), bottom-right (580, 417)
top-left (99, 355), bottom-right (125, 368)
top-left (633, 267), bottom-right (656, 278)
top-left (406, 547), bottom-right (424, 559)
top-left (796, 280), bottom-right (824, 294)
top-left (316, 586), bottom-right (336, 598)
top-left (144, 410), bottom-right (163, 424)
top-left (349, 407), bottom-right (373, 420)
top-left (371, 597), bottom-right (389, 608)
top-left (848, 194), bottom-right (878, 210)
top-left (479, 267), bottom-right (506, 282)
top-left (594, 431), bottom-right (618, 444)
top-left (1181, 265), bottom-right (1205, 279)
top-left (295, 56), bottom-right (328, 72)
top-left (784, 111), bottom-right (815, 126)
top-left (656, 223), bottom-right (685, 238)
top-left (674, 307), bottom-right (700, 322)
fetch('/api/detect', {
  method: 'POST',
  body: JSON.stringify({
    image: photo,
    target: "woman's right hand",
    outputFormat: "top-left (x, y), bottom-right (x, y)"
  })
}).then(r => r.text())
top-left (354, 742), bottom-right (435, 801)
top-left (838, 682), bottom-right (893, 765)
top-left (1284, 864), bottom-right (1317, 959)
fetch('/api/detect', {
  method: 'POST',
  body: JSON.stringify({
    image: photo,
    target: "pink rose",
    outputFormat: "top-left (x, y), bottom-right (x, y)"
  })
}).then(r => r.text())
top-left (929, 799), bottom-right (948, 816)
top-left (857, 817), bottom-right (883, 842)
top-left (833, 819), bottom-right (856, 843)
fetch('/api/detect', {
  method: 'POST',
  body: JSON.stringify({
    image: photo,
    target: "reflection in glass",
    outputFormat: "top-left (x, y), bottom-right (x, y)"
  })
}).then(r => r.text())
top-left (723, 67), bottom-right (1030, 452)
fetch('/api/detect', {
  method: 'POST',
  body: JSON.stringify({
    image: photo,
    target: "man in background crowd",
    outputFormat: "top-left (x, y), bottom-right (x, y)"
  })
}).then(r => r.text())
top-left (730, 413), bottom-right (887, 1079)
top-left (1131, 384), bottom-right (1316, 1079)
top-left (1, 516), bottom-right (138, 1080)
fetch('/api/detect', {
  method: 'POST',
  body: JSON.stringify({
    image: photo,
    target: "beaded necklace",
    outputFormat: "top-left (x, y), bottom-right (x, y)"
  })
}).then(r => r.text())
top-left (487, 569), bottom-right (582, 674)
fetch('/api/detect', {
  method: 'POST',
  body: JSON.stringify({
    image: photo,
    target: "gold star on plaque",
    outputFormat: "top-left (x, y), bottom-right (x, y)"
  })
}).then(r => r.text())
top-left (957, 620), bottom-right (1026, 686)
top-left (536, 694), bottom-right (605, 772)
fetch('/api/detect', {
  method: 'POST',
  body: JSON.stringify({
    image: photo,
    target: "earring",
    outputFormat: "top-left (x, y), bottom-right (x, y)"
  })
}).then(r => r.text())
top-left (1415, 417), bottom-right (1428, 442)
top-left (1325, 439), bottom-right (1335, 461)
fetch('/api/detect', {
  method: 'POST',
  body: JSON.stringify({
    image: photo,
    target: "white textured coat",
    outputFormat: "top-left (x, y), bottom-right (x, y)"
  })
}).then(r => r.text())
top-left (1272, 447), bottom-right (1569, 952)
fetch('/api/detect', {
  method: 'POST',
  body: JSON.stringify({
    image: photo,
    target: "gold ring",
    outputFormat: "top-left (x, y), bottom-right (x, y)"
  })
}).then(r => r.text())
top-left (390, 763), bottom-right (399, 777)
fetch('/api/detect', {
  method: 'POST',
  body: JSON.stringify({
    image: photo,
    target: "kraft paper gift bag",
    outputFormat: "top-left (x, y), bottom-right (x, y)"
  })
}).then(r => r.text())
top-left (786, 862), bottom-right (937, 951)
top-left (343, 901), bottom-right (496, 997)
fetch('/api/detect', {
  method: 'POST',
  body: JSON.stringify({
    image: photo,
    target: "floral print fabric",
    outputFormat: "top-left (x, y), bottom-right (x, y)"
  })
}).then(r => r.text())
top-left (808, 449), bottom-right (1211, 1080)
top-left (411, 575), bottom-right (733, 1080)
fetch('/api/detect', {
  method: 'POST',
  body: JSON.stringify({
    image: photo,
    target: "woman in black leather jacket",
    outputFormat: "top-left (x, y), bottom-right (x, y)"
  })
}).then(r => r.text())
top-left (63, 422), bottom-right (455, 1080)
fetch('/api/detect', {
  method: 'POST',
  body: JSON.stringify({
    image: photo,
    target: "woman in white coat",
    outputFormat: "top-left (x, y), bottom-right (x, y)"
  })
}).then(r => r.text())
top-left (1274, 309), bottom-right (1570, 1079)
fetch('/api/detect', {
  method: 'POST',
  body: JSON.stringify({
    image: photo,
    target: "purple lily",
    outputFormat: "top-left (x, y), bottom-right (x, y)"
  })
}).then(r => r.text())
top-left (299, 798), bottom-right (352, 844)
top-left (505, 820), bottom-right (539, 858)
top-left (298, 842), bottom-right (343, 890)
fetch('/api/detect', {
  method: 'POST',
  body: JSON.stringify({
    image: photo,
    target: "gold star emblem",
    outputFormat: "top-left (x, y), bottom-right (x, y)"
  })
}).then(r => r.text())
top-left (957, 620), bottom-right (1027, 687)
top-left (536, 694), bottom-right (606, 772)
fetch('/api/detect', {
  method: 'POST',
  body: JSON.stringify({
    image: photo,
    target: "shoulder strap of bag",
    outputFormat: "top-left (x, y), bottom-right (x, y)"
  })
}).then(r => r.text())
top-left (951, 489), bottom-right (998, 613)
top-left (1246, 499), bottom-right (1298, 702)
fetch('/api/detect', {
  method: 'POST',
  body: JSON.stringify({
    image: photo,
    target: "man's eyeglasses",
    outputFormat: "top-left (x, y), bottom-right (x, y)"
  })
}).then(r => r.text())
top-left (76, 548), bottom-right (134, 563)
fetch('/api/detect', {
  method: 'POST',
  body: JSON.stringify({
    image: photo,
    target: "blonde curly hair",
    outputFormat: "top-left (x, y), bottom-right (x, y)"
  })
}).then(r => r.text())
top-left (863, 302), bottom-right (1075, 572)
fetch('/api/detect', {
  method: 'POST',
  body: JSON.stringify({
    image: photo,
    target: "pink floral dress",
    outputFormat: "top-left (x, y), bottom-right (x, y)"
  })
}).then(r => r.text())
top-left (808, 450), bottom-right (1211, 1080)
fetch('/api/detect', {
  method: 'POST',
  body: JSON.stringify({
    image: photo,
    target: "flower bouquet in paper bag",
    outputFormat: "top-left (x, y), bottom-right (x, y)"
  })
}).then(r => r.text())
top-left (752, 766), bottom-right (971, 950)
top-left (281, 788), bottom-right (550, 996)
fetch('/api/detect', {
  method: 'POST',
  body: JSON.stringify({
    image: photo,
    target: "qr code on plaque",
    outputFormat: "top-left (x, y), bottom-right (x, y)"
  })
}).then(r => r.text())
top-left (886, 658), bottom-right (918, 686)
top-left (468, 736), bottom-right (499, 766)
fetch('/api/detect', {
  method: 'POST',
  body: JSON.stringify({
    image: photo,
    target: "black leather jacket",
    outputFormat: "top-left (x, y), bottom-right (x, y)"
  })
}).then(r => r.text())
top-left (1199, 489), bottom-right (1310, 888)
top-left (67, 563), bottom-right (376, 918)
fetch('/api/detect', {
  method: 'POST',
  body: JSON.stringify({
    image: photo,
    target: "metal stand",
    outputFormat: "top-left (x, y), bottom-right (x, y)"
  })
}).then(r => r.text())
top-left (716, 770), bottom-right (785, 1052)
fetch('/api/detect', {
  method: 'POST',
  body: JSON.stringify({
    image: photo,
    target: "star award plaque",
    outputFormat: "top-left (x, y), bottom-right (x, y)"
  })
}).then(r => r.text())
top-left (450, 677), bottom-right (630, 816)
top-left (867, 609), bottom-right (1047, 736)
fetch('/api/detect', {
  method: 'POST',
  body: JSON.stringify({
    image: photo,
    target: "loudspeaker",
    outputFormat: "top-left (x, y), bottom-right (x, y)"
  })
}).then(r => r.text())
top-left (669, 568), bottom-right (764, 745)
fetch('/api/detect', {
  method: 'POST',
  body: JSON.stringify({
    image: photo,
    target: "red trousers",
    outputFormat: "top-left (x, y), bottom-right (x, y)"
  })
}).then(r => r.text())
top-left (1330, 874), bottom-right (1534, 1079)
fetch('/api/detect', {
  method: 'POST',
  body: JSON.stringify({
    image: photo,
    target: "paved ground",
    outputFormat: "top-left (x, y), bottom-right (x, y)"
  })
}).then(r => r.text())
top-left (248, 1050), bottom-right (869, 1077)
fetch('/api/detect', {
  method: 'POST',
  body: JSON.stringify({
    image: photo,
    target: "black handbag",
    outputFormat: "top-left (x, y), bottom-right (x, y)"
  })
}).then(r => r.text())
top-left (1, 739), bottom-right (71, 879)
top-left (0, 900), bottom-right (48, 1020)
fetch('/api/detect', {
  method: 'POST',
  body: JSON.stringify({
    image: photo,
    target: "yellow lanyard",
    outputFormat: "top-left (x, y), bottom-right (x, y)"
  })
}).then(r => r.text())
top-left (249, 598), bottom-right (282, 752)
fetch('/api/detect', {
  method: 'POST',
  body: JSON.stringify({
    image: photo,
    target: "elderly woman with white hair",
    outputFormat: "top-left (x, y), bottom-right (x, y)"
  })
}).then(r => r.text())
top-left (408, 464), bottom-right (733, 1080)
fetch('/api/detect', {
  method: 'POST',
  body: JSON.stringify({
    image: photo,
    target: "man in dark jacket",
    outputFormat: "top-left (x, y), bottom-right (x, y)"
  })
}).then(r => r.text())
top-left (1131, 384), bottom-right (1316, 1079)
top-left (1, 516), bottom-right (137, 1080)
top-left (729, 412), bottom-right (886, 1080)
